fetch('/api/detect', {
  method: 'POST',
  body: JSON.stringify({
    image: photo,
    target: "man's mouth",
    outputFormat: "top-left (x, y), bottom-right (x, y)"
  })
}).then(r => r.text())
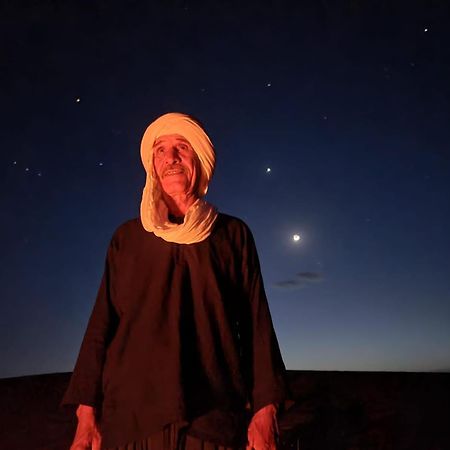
top-left (164, 167), bottom-right (185, 177)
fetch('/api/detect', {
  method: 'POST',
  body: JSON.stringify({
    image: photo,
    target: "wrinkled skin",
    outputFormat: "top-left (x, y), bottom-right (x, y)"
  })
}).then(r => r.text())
top-left (69, 405), bottom-right (101, 450)
top-left (152, 133), bottom-right (200, 217)
top-left (247, 404), bottom-right (279, 450)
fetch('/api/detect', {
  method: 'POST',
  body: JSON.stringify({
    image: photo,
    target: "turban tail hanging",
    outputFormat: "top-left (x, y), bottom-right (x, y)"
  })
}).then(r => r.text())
top-left (140, 112), bottom-right (218, 244)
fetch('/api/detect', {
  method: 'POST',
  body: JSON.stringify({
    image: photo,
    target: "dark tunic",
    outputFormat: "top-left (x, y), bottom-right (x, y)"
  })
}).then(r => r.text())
top-left (61, 213), bottom-right (288, 449)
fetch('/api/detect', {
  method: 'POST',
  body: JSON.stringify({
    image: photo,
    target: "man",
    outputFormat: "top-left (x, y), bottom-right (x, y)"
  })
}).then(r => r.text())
top-left (62, 113), bottom-right (289, 450)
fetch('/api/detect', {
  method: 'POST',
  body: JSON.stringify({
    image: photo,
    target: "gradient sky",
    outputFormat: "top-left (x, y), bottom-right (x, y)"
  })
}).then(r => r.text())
top-left (1, 1), bottom-right (449, 378)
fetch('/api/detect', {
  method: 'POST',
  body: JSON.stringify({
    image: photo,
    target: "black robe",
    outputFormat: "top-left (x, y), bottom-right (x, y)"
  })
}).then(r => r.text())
top-left (61, 213), bottom-right (288, 448)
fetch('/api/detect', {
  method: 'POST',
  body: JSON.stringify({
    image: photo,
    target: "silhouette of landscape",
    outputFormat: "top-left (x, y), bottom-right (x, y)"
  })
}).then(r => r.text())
top-left (1, 370), bottom-right (449, 450)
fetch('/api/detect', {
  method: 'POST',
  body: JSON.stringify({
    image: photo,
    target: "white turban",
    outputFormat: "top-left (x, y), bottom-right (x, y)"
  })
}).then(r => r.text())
top-left (140, 112), bottom-right (215, 197)
top-left (139, 112), bottom-right (218, 244)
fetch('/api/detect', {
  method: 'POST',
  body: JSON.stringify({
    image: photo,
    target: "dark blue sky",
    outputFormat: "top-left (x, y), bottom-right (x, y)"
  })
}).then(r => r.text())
top-left (1, 1), bottom-right (449, 378)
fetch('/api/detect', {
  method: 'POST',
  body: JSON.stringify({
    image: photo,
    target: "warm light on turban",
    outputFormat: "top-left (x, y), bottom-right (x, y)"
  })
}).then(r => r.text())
top-left (140, 112), bottom-right (215, 196)
top-left (139, 112), bottom-right (218, 244)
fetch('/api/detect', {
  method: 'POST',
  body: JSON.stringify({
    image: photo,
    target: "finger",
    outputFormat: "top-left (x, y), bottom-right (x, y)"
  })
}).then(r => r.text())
top-left (69, 444), bottom-right (87, 450)
top-left (92, 431), bottom-right (102, 450)
top-left (246, 433), bottom-right (254, 450)
top-left (69, 437), bottom-right (89, 450)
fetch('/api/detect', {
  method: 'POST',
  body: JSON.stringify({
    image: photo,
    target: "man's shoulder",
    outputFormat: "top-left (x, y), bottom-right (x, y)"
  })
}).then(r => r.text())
top-left (215, 212), bottom-right (254, 241)
top-left (217, 212), bottom-right (247, 229)
top-left (113, 217), bottom-right (142, 235)
top-left (109, 217), bottom-right (145, 245)
top-left (108, 214), bottom-right (254, 245)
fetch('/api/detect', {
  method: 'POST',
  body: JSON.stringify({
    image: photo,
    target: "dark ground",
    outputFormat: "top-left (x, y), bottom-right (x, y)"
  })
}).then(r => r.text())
top-left (0, 370), bottom-right (449, 450)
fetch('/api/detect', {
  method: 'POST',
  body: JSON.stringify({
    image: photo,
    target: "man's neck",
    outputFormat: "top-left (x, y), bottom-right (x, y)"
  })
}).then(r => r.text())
top-left (162, 192), bottom-right (198, 218)
top-left (168, 213), bottom-right (184, 224)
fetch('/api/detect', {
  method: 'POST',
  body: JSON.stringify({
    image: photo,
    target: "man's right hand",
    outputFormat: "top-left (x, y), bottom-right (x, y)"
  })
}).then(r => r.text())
top-left (69, 404), bottom-right (102, 450)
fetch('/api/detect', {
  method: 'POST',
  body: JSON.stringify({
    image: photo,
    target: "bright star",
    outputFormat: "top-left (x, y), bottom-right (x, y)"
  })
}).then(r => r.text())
top-left (266, 167), bottom-right (271, 173)
top-left (293, 234), bottom-right (301, 242)
top-left (76, 98), bottom-right (81, 103)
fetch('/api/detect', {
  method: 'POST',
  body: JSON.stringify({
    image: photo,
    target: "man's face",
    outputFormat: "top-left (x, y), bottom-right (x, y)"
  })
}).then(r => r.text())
top-left (152, 134), bottom-right (200, 197)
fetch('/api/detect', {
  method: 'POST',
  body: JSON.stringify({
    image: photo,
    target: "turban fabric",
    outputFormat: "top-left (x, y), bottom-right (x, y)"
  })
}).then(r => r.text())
top-left (140, 112), bottom-right (218, 244)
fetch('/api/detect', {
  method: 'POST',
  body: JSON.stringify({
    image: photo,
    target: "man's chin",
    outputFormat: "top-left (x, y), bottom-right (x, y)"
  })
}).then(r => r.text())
top-left (161, 182), bottom-right (190, 196)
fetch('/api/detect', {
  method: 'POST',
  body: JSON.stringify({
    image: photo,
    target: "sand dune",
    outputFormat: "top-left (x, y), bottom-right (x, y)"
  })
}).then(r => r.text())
top-left (0, 370), bottom-right (449, 449)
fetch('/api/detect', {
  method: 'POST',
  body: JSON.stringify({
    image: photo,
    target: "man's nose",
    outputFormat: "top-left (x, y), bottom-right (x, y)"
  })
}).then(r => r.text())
top-left (165, 147), bottom-right (181, 163)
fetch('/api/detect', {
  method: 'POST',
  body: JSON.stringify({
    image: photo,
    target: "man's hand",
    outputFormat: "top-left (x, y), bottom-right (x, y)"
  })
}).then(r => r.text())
top-left (69, 404), bottom-right (102, 450)
top-left (246, 403), bottom-right (279, 450)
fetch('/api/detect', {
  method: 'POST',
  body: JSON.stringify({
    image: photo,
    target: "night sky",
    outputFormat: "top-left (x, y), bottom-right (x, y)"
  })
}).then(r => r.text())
top-left (1, 1), bottom-right (450, 379)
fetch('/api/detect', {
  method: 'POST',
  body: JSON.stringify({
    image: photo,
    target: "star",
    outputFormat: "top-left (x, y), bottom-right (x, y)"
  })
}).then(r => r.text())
top-left (98, 162), bottom-right (104, 166)
top-left (25, 167), bottom-right (29, 172)
top-left (424, 27), bottom-right (428, 32)
top-left (292, 234), bottom-right (301, 242)
top-left (76, 98), bottom-right (81, 103)
top-left (323, 115), bottom-right (328, 120)
top-left (266, 167), bottom-right (271, 173)
top-left (13, 161), bottom-right (17, 165)
top-left (37, 172), bottom-right (42, 177)
top-left (266, 82), bottom-right (272, 87)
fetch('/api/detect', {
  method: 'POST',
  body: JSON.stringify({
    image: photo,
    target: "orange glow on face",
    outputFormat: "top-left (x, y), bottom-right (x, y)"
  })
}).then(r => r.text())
top-left (152, 134), bottom-right (200, 197)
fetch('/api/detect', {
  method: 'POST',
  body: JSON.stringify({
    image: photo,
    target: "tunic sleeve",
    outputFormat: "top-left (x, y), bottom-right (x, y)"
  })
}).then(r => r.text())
top-left (61, 235), bottom-right (120, 408)
top-left (239, 223), bottom-right (289, 414)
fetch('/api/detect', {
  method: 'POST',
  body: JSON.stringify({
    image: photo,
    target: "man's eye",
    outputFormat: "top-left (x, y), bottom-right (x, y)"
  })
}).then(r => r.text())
top-left (156, 147), bottom-right (165, 154)
top-left (178, 144), bottom-right (188, 151)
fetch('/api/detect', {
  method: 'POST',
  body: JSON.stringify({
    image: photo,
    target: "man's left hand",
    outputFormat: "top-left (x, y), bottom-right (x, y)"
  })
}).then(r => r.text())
top-left (246, 403), bottom-right (278, 450)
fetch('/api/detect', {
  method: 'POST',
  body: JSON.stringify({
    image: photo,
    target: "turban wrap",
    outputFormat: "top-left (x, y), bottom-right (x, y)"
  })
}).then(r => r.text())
top-left (140, 112), bottom-right (218, 244)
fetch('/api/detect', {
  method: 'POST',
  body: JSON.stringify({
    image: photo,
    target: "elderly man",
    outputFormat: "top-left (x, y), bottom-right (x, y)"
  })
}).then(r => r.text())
top-left (62, 113), bottom-right (289, 450)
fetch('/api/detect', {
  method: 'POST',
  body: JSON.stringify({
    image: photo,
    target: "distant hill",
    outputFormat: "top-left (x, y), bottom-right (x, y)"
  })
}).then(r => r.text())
top-left (1, 370), bottom-right (449, 450)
